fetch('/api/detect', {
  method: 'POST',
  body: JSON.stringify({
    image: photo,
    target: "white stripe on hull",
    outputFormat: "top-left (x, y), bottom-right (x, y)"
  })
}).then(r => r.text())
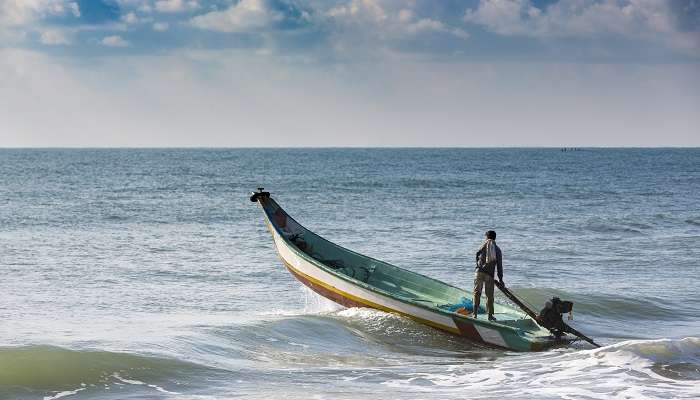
top-left (474, 325), bottom-right (508, 348)
top-left (272, 230), bottom-right (460, 332)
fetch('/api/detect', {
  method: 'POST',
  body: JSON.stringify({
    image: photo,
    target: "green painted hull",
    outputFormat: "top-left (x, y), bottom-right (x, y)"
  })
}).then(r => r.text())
top-left (255, 193), bottom-right (572, 351)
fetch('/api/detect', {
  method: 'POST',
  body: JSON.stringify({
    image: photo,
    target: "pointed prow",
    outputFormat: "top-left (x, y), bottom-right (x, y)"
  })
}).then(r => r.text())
top-left (250, 187), bottom-right (270, 203)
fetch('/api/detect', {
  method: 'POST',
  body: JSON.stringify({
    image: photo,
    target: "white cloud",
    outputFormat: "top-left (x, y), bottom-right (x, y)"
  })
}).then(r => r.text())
top-left (0, 0), bottom-right (80, 26)
top-left (116, 0), bottom-right (152, 14)
top-left (120, 11), bottom-right (153, 25)
top-left (452, 28), bottom-right (470, 39)
top-left (155, 0), bottom-right (199, 13)
top-left (153, 21), bottom-right (169, 31)
top-left (397, 8), bottom-right (412, 23)
top-left (114, 0), bottom-right (151, 12)
top-left (189, 0), bottom-right (283, 33)
top-left (67, 0), bottom-right (78, 17)
top-left (328, 0), bottom-right (469, 40)
top-left (328, 0), bottom-right (387, 23)
top-left (464, 0), bottom-right (697, 54)
top-left (101, 35), bottom-right (130, 47)
top-left (121, 11), bottom-right (139, 24)
top-left (0, 0), bottom-right (79, 47)
top-left (463, 0), bottom-right (536, 36)
top-left (405, 18), bottom-right (446, 34)
top-left (39, 28), bottom-right (69, 44)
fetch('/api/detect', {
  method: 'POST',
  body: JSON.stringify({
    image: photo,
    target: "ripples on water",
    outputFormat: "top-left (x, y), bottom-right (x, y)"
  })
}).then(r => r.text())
top-left (0, 149), bottom-right (698, 399)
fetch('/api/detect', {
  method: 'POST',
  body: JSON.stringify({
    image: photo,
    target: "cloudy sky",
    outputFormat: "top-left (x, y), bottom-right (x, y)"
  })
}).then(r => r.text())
top-left (1, 0), bottom-right (698, 147)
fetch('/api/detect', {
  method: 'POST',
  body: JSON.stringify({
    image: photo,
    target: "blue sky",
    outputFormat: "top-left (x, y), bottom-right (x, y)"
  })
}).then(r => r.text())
top-left (1, 0), bottom-right (699, 146)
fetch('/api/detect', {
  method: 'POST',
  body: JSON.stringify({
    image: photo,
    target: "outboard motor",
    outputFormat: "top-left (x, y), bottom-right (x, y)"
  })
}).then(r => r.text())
top-left (538, 297), bottom-right (574, 337)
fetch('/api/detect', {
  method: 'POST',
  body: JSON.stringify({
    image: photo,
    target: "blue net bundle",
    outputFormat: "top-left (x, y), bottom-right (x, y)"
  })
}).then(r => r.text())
top-left (439, 297), bottom-right (487, 314)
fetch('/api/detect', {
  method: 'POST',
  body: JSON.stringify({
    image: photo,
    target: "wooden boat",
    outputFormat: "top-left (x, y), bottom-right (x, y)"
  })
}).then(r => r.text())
top-left (251, 190), bottom-right (573, 351)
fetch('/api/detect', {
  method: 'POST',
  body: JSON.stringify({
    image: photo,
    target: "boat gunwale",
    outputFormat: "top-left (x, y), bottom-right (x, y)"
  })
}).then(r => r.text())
top-left (258, 197), bottom-right (546, 337)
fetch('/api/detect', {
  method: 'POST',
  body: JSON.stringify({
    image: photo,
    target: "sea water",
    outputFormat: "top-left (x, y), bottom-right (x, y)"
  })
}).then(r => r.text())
top-left (0, 148), bottom-right (698, 399)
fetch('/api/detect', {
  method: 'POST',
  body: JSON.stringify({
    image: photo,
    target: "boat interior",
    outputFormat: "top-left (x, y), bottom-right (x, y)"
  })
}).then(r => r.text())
top-left (262, 198), bottom-right (534, 326)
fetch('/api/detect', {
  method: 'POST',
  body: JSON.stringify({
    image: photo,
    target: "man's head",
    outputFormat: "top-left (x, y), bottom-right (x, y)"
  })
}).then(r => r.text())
top-left (485, 230), bottom-right (496, 240)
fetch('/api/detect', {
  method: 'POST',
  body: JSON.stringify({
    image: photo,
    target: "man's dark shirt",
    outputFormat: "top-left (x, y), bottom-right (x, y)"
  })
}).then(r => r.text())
top-left (475, 242), bottom-right (503, 281)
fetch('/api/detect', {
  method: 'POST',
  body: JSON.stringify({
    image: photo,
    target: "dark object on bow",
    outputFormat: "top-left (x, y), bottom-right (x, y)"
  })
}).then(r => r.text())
top-left (250, 187), bottom-right (270, 202)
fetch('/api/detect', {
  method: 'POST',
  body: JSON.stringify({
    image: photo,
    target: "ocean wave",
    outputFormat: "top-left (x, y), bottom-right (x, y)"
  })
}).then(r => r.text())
top-left (599, 337), bottom-right (700, 373)
top-left (510, 287), bottom-right (696, 321)
top-left (582, 219), bottom-right (649, 235)
top-left (381, 337), bottom-right (700, 399)
top-left (560, 214), bottom-right (686, 237)
top-left (213, 288), bottom-right (690, 363)
top-left (202, 314), bottom-right (396, 368)
top-left (195, 303), bottom-right (486, 371)
top-left (686, 218), bottom-right (700, 227)
top-left (0, 345), bottom-right (206, 398)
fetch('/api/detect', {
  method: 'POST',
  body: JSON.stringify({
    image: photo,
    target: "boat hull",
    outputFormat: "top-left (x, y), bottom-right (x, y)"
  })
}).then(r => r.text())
top-left (262, 213), bottom-right (562, 352)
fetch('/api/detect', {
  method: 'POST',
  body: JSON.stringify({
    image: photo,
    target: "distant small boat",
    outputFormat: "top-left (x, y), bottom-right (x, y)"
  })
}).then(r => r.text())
top-left (251, 189), bottom-right (573, 351)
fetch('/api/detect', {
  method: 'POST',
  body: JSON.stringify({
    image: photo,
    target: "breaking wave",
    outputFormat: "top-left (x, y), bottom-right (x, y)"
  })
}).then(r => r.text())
top-left (0, 345), bottom-right (208, 399)
top-left (381, 337), bottom-right (700, 398)
top-left (508, 287), bottom-right (698, 321)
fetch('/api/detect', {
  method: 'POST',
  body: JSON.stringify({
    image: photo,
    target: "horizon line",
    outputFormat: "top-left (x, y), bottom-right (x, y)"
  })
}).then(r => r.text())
top-left (1, 146), bottom-right (699, 150)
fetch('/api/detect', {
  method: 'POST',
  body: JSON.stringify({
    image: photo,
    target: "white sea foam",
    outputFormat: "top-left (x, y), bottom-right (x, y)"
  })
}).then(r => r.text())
top-left (112, 373), bottom-right (181, 395)
top-left (381, 337), bottom-right (700, 399)
top-left (336, 307), bottom-right (394, 320)
top-left (302, 287), bottom-right (343, 314)
top-left (43, 387), bottom-right (86, 400)
top-left (335, 307), bottom-right (409, 331)
top-left (251, 287), bottom-right (342, 320)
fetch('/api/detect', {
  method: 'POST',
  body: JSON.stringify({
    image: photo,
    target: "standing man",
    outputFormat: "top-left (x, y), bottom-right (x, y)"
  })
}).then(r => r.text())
top-left (474, 230), bottom-right (504, 321)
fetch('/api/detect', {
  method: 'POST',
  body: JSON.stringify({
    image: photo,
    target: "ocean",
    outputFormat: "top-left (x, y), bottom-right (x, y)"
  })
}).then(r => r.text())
top-left (0, 148), bottom-right (698, 399)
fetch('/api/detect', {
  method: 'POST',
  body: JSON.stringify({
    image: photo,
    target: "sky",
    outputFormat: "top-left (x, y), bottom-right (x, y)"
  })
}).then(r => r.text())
top-left (0, 0), bottom-right (699, 147)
